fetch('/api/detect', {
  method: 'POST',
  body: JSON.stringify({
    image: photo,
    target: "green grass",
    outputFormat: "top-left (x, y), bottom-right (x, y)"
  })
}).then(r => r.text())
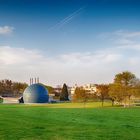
top-left (22, 102), bottom-right (112, 108)
top-left (0, 102), bottom-right (140, 140)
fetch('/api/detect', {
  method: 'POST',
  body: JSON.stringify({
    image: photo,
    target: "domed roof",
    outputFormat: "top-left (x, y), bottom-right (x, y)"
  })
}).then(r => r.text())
top-left (23, 83), bottom-right (49, 103)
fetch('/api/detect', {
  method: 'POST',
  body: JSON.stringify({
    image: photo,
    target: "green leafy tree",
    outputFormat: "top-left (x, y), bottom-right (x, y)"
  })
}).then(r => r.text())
top-left (60, 83), bottom-right (69, 101)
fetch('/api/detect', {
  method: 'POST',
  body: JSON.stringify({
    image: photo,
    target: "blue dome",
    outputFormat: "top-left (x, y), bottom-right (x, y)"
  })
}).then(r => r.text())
top-left (23, 83), bottom-right (49, 103)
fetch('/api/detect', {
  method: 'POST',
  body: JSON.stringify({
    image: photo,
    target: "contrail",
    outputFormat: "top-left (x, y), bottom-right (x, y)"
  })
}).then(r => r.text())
top-left (48, 6), bottom-right (86, 31)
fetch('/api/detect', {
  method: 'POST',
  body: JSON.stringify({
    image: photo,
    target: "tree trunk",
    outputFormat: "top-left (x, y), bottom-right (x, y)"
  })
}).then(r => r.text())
top-left (112, 100), bottom-right (114, 106)
top-left (128, 95), bottom-right (131, 107)
top-left (102, 99), bottom-right (104, 107)
top-left (124, 97), bottom-right (127, 108)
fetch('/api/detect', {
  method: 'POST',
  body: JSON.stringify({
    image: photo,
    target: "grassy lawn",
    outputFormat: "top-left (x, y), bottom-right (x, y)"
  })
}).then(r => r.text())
top-left (0, 102), bottom-right (140, 140)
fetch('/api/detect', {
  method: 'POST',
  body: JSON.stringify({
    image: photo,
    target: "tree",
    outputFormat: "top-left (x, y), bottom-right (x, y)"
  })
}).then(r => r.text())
top-left (114, 71), bottom-right (136, 86)
top-left (73, 87), bottom-right (87, 101)
top-left (73, 87), bottom-right (90, 107)
top-left (96, 84), bottom-right (109, 107)
top-left (0, 79), bottom-right (13, 97)
top-left (60, 83), bottom-right (69, 101)
top-left (0, 79), bottom-right (28, 97)
top-left (127, 78), bottom-right (140, 103)
top-left (12, 82), bottom-right (28, 97)
top-left (45, 85), bottom-right (54, 94)
top-left (109, 83), bottom-right (125, 106)
top-left (109, 71), bottom-right (140, 107)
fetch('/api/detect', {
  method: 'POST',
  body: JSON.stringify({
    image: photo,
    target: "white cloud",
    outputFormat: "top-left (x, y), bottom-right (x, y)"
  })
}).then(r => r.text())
top-left (0, 30), bottom-right (140, 86)
top-left (0, 46), bottom-right (42, 65)
top-left (0, 45), bottom-right (139, 86)
top-left (0, 26), bottom-right (14, 35)
top-left (114, 30), bottom-right (140, 38)
top-left (100, 30), bottom-right (140, 50)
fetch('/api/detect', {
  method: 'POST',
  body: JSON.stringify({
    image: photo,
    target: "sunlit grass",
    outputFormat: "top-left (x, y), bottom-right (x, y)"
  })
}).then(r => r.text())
top-left (0, 102), bottom-right (140, 140)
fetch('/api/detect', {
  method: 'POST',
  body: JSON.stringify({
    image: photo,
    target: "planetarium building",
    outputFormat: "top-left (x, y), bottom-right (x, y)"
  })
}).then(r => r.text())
top-left (23, 83), bottom-right (49, 103)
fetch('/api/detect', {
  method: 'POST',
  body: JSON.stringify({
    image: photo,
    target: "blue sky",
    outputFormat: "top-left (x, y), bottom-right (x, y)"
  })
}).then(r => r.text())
top-left (0, 0), bottom-right (140, 86)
